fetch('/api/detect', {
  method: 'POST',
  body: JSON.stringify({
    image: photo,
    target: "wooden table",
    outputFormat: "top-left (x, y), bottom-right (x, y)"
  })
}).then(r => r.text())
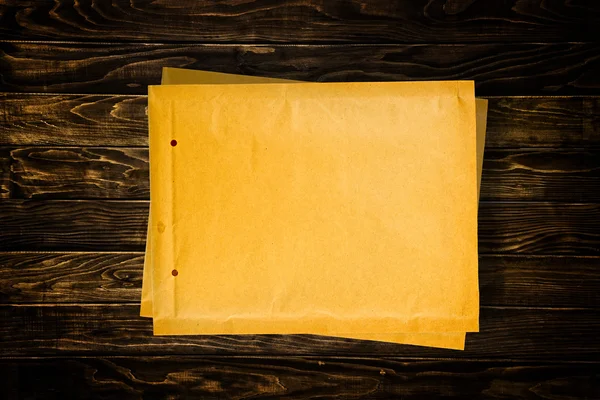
top-left (1, 1), bottom-right (599, 398)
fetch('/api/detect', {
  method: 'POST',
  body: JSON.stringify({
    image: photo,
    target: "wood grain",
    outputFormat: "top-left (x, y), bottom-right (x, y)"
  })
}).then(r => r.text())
top-left (1, 0), bottom-right (599, 44)
top-left (1, 357), bottom-right (599, 400)
top-left (4, 147), bottom-right (600, 202)
top-left (0, 252), bottom-right (144, 304)
top-left (1, 42), bottom-right (599, 95)
top-left (477, 202), bottom-right (600, 254)
top-left (481, 150), bottom-right (600, 202)
top-left (0, 147), bottom-right (10, 199)
top-left (9, 147), bottom-right (149, 199)
top-left (0, 94), bottom-right (148, 146)
top-left (3, 94), bottom-right (599, 148)
top-left (0, 305), bottom-right (598, 360)
top-left (479, 256), bottom-right (600, 309)
top-left (1, 253), bottom-right (599, 309)
top-left (1, 200), bottom-right (599, 254)
top-left (0, 200), bottom-right (148, 252)
top-left (486, 97), bottom-right (600, 148)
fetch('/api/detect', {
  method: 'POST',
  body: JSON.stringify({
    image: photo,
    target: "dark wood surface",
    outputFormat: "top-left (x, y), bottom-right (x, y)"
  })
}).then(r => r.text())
top-left (1, 0), bottom-right (598, 43)
top-left (2, 305), bottom-right (600, 360)
top-left (1, 1), bottom-right (599, 398)
top-left (2, 42), bottom-right (600, 96)
top-left (2, 358), bottom-right (598, 400)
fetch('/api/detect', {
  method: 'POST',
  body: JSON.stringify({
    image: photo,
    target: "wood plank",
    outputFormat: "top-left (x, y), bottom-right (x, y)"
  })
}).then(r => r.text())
top-left (0, 147), bottom-right (10, 199)
top-left (0, 305), bottom-right (598, 360)
top-left (0, 200), bottom-right (148, 252)
top-left (2, 94), bottom-right (599, 148)
top-left (0, 252), bottom-right (144, 304)
top-left (0, 94), bottom-right (148, 147)
top-left (480, 150), bottom-right (600, 202)
top-left (478, 202), bottom-right (600, 255)
top-left (4, 147), bottom-right (600, 202)
top-left (1, 253), bottom-right (598, 309)
top-left (9, 147), bottom-right (149, 200)
top-left (1, 200), bottom-right (599, 254)
top-left (1, 42), bottom-right (599, 95)
top-left (1, 0), bottom-right (598, 44)
top-left (479, 256), bottom-right (600, 308)
top-left (486, 97), bottom-right (600, 148)
top-left (1, 357), bottom-right (599, 399)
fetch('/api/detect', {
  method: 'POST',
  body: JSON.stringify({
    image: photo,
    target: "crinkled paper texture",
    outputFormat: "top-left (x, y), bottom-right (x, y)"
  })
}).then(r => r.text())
top-left (143, 69), bottom-right (486, 350)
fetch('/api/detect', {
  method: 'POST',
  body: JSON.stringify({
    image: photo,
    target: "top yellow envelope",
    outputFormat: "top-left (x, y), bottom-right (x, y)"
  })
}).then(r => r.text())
top-left (149, 81), bottom-right (479, 335)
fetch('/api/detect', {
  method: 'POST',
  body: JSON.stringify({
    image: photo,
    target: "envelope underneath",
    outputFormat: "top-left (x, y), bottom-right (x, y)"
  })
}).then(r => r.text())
top-left (142, 70), bottom-right (487, 350)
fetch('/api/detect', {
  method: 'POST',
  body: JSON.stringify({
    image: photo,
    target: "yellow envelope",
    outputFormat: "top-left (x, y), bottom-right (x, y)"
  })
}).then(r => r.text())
top-left (143, 226), bottom-right (467, 350)
top-left (147, 80), bottom-right (480, 344)
top-left (143, 70), bottom-right (487, 349)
